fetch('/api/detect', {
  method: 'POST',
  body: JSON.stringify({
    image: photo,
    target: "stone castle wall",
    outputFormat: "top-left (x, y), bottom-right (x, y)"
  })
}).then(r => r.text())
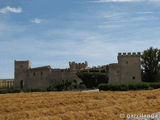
top-left (14, 61), bottom-right (83, 90)
top-left (14, 52), bottom-right (142, 89)
top-left (108, 64), bottom-right (120, 84)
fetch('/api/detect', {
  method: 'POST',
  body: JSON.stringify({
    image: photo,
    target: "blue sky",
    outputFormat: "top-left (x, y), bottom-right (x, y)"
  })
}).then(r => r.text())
top-left (0, 0), bottom-right (160, 78)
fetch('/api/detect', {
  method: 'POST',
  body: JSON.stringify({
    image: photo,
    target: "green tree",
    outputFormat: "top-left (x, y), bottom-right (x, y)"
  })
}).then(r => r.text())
top-left (141, 47), bottom-right (160, 82)
top-left (77, 72), bottom-right (108, 88)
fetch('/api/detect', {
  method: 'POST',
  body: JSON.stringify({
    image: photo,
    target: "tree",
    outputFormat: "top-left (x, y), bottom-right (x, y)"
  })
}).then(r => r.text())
top-left (77, 72), bottom-right (108, 88)
top-left (141, 47), bottom-right (160, 82)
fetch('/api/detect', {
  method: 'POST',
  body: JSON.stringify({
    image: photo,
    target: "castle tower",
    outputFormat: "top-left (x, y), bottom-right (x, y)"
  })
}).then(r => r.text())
top-left (118, 52), bottom-right (141, 83)
top-left (69, 61), bottom-right (76, 70)
top-left (69, 61), bottom-right (88, 70)
top-left (85, 61), bottom-right (88, 67)
top-left (14, 60), bottom-right (31, 88)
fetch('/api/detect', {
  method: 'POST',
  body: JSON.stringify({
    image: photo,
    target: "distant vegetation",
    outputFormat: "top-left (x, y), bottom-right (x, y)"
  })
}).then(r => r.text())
top-left (98, 82), bottom-right (160, 91)
top-left (0, 88), bottom-right (21, 94)
top-left (0, 87), bottom-right (46, 94)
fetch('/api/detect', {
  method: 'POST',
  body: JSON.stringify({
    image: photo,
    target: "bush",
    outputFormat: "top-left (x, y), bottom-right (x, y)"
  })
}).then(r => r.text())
top-left (149, 82), bottom-right (160, 89)
top-left (98, 82), bottom-right (160, 91)
top-left (0, 87), bottom-right (46, 94)
top-left (78, 83), bottom-right (86, 89)
top-left (148, 87), bottom-right (154, 90)
top-left (23, 88), bottom-right (45, 93)
top-left (0, 88), bottom-right (21, 94)
top-left (47, 80), bottom-right (78, 91)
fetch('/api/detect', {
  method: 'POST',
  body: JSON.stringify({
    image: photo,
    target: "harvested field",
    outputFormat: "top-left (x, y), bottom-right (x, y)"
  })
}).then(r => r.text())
top-left (0, 89), bottom-right (160, 120)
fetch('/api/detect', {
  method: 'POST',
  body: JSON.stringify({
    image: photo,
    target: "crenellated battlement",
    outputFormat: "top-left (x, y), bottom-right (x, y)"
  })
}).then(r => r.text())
top-left (15, 60), bottom-right (31, 72)
top-left (118, 52), bottom-right (141, 57)
top-left (69, 61), bottom-right (88, 70)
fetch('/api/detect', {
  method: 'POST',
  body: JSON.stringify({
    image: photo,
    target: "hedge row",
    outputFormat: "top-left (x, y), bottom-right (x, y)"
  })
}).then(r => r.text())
top-left (0, 88), bottom-right (21, 94)
top-left (98, 82), bottom-right (160, 91)
top-left (0, 88), bottom-right (46, 94)
top-left (47, 80), bottom-right (86, 91)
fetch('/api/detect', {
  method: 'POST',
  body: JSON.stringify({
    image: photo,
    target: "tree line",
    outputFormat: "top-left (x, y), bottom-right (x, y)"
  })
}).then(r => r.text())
top-left (141, 47), bottom-right (160, 82)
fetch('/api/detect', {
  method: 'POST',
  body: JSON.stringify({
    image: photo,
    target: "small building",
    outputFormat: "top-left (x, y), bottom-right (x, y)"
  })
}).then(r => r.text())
top-left (0, 79), bottom-right (14, 88)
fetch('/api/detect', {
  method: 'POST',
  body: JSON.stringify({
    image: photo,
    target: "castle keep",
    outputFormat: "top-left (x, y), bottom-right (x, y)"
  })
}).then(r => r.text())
top-left (109, 52), bottom-right (141, 83)
top-left (13, 52), bottom-right (141, 89)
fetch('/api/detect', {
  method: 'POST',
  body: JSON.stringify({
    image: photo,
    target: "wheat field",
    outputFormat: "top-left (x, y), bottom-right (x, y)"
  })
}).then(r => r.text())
top-left (0, 89), bottom-right (160, 120)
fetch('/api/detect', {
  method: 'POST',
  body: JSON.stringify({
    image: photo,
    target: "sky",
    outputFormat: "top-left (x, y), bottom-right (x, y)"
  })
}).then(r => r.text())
top-left (0, 0), bottom-right (160, 78)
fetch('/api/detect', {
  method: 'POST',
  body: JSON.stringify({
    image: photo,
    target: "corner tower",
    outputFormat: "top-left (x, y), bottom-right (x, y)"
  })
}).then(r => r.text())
top-left (14, 60), bottom-right (31, 88)
top-left (118, 52), bottom-right (141, 83)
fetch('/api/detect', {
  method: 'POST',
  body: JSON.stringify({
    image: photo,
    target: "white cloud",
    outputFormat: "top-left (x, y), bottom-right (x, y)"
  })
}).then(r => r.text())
top-left (98, 24), bottom-right (123, 29)
top-left (42, 29), bottom-right (157, 63)
top-left (31, 18), bottom-right (42, 24)
top-left (98, 11), bottom-right (157, 24)
top-left (38, 35), bottom-right (159, 65)
top-left (0, 6), bottom-right (22, 14)
top-left (136, 11), bottom-right (153, 14)
top-left (101, 12), bottom-right (127, 21)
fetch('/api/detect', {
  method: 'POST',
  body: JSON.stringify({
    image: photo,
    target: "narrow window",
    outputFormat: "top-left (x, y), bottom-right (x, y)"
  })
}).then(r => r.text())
top-left (33, 72), bottom-right (36, 76)
top-left (126, 61), bottom-right (128, 64)
top-left (41, 72), bottom-right (43, 76)
top-left (132, 76), bottom-right (135, 80)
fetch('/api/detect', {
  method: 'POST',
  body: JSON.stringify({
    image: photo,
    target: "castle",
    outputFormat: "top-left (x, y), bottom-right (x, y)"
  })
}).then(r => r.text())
top-left (12, 52), bottom-right (141, 89)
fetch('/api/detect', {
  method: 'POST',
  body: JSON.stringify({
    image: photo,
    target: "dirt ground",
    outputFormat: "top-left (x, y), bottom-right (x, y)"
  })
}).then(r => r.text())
top-left (0, 89), bottom-right (160, 120)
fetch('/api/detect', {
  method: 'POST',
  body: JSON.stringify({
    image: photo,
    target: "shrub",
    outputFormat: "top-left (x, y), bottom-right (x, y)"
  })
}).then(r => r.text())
top-left (149, 82), bottom-right (160, 89)
top-left (77, 72), bottom-right (108, 88)
top-left (0, 87), bottom-right (46, 94)
top-left (0, 88), bottom-right (21, 94)
top-left (23, 88), bottom-right (45, 92)
top-left (47, 80), bottom-right (78, 91)
top-left (148, 87), bottom-right (154, 90)
top-left (98, 82), bottom-right (160, 91)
